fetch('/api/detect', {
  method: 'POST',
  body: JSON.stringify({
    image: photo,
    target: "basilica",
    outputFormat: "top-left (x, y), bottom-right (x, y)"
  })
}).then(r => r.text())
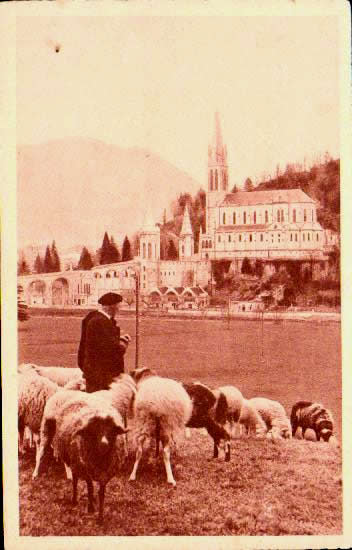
top-left (18, 114), bottom-right (337, 309)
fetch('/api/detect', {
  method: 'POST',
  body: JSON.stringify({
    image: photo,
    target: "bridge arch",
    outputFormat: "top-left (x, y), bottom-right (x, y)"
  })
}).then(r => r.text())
top-left (27, 279), bottom-right (47, 305)
top-left (51, 277), bottom-right (69, 306)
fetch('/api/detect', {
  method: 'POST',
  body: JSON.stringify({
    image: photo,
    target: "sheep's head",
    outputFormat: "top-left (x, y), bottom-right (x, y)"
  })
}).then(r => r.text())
top-left (319, 422), bottom-right (333, 442)
top-left (77, 415), bottom-right (127, 461)
top-left (130, 367), bottom-right (156, 384)
top-left (183, 382), bottom-right (217, 428)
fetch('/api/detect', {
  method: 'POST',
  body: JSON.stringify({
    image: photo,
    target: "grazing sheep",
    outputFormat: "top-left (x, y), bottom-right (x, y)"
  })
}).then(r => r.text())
top-left (213, 385), bottom-right (244, 438)
top-left (18, 363), bottom-right (81, 387)
top-left (238, 399), bottom-right (267, 437)
top-left (33, 390), bottom-right (127, 523)
top-left (182, 381), bottom-right (231, 461)
top-left (291, 401), bottom-right (334, 442)
top-left (18, 369), bottom-right (59, 458)
top-left (129, 368), bottom-right (192, 486)
top-left (249, 397), bottom-right (292, 439)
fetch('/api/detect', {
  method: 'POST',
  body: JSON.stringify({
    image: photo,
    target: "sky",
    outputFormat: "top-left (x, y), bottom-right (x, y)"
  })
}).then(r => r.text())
top-left (17, 15), bottom-right (340, 189)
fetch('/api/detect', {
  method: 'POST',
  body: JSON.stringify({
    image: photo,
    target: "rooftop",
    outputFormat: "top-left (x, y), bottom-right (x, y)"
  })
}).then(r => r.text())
top-left (220, 189), bottom-right (314, 207)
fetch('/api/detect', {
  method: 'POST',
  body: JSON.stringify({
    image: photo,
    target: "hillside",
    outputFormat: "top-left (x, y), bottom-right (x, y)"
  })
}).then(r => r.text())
top-left (17, 138), bottom-right (201, 250)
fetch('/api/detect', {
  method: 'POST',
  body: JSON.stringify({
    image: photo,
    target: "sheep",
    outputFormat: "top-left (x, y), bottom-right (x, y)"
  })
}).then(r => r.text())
top-left (182, 381), bottom-right (231, 461)
top-left (290, 401), bottom-right (334, 442)
top-left (249, 397), bottom-right (292, 439)
top-left (212, 385), bottom-right (244, 438)
top-left (33, 390), bottom-right (127, 523)
top-left (18, 363), bottom-right (82, 387)
top-left (34, 373), bottom-right (136, 477)
top-left (129, 367), bottom-right (192, 486)
top-left (18, 369), bottom-right (59, 459)
top-left (63, 376), bottom-right (86, 391)
top-left (238, 399), bottom-right (267, 437)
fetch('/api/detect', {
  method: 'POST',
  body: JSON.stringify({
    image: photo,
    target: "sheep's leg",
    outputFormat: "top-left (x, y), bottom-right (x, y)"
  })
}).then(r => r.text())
top-left (213, 439), bottom-right (219, 459)
top-left (72, 473), bottom-right (79, 506)
top-left (316, 431), bottom-right (321, 442)
top-left (86, 479), bottom-right (95, 513)
top-left (129, 436), bottom-right (145, 481)
top-left (98, 483), bottom-right (106, 524)
top-left (185, 427), bottom-right (191, 439)
top-left (291, 421), bottom-right (298, 437)
top-left (302, 427), bottom-right (307, 440)
top-left (161, 439), bottom-right (176, 486)
top-left (18, 427), bottom-right (25, 456)
top-left (64, 463), bottom-right (72, 480)
top-left (32, 418), bottom-right (56, 479)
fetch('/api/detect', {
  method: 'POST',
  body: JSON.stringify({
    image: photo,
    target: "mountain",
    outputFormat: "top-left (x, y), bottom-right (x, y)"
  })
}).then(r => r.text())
top-left (17, 138), bottom-right (201, 250)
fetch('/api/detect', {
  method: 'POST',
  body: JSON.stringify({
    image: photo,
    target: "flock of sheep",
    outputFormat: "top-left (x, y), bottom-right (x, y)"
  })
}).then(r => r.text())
top-left (18, 362), bottom-right (335, 524)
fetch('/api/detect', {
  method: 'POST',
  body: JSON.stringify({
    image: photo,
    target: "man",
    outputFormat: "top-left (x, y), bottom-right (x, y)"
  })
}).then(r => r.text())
top-left (78, 292), bottom-right (131, 393)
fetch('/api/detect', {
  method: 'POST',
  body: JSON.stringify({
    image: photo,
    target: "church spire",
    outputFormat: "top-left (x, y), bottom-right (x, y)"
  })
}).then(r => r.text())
top-left (180, 203), bottom-right (193, 236)
top-left (141, 203), bottom-right (157, 232)
top-left (208, 112), bottom-right (229, 193)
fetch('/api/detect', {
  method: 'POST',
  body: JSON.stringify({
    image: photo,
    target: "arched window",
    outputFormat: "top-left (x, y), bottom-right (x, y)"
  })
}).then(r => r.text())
top-left (215, 170), bottom-right (218, 190)
top-left (209, 240), bottom-right (212, 248)
top-left (148, 243), bottom-right (152, 259)
top-left (308, 233), bottom-right (310, 241)
top-left (312, 210), bottom-right (314, 222)
top-left (239, 234), bottom-right (242, 242)
top-left (209, 170), bottom-right (213, 191)
top-left (260, 234), bottom-right (263, 242)
top-left (277, 210), bottom-right (280, 222)
top-left (290, 234), bottom-right (293, 241)
top-left (254, 211), bottom-right (257, 224)
top-left (182, 245), bottom-right (185, 254)
top-left (304, 209), bottom-right (307, 222)
top-left (281, 209), bottom-right (285, 222)
top-left (233, 212), bottom-right (236, 224)
top-left (265, 210), bottom-right (268, 223)
top-left (142, 242), bottom-right (146, 259)
top-left (218, 235), bottom-right (221, 243)
top-left (303, 233), bottom-right (305, 242)
top-left (316, 233), bottom-right (319, 241)
top-left (202, 241), bottom-right (205, 248)
top-left (293, 209), bottom-right (296, 223)
top-left (295, 233), bottom-right (298, 242)
top-left (243, 212), bottom-right (247, 224)
top-left (249, 234), bottom-right (252, 242)
top-left (223, 212), bottom-right (226, 224)
top-left (228, 234), bottom-right (231, 242)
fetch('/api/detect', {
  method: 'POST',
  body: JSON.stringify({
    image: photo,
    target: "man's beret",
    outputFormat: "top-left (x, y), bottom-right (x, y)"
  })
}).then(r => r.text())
top-left (98, 292), bottom-right (123, 305)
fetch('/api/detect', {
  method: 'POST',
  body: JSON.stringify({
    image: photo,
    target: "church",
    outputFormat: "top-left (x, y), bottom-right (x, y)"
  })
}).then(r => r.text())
top-left (18, 114), bottom-right (336, 309)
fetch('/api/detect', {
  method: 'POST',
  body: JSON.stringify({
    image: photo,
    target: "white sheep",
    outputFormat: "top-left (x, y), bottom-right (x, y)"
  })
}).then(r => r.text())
top-left (249, 397), bottom-right (292, 439)
top-left (18, 363), bottom-right (82, 387)
top-left (33, 390), bottom-right (127, 523)
top-left (213, 385), bottom-right (244, 438)
top-left (18, 369), bottom-right (59, 459)
top-left (129, 368), bottom-right (192, 486)
top-left (238, 399), bottom-right (267, 437)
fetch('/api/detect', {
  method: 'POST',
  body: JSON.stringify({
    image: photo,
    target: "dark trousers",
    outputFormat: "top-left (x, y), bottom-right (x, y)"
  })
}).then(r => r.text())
top-left (85, 378), bottom-right (111, 393)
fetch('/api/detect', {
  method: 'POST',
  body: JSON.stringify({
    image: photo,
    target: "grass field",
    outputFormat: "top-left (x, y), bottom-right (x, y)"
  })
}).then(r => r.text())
top-left (18, 315), bottom-right (342, 536)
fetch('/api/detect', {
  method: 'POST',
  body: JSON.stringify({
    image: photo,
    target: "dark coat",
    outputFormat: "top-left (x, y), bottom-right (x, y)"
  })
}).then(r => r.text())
top-left (78, 310), bottom-right (125, 392)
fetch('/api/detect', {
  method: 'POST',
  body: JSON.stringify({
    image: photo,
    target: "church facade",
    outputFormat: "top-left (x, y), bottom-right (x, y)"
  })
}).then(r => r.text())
top-left (18, 113), bottom-right (335, 308)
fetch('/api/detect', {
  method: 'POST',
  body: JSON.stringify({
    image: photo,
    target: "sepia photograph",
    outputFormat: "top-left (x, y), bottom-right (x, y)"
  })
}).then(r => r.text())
top-left (2, 1), bottom-right (351, 547)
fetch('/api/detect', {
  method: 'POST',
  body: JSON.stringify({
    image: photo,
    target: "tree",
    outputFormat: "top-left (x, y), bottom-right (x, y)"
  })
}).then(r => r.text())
top-left (166, 239), bottom-right (178, 260)
top-left (254, 259), bottom-right (264, 278)
top-left (122, 236), bottom-right (132, 262)
top-left (51, 241), bottom-right (61, 272)
top-left (99, 232), bottom-right (113, 264)
top-left (78, 247), bottom-right (94, 270)
top-left (241, 257), bottom-right (252, 275)
top-left (34, 254), bottom-right (44, 274)
top-left (244, 178), bottom-right (254, 192)
top-left (109, 236), bottom-right (120, 263)
top-left (18, 257), bottom-right (30, 275)
top-left (43, 245), bottom-right (54, 273)
top-left (231, 184), bottom-right (239, 193)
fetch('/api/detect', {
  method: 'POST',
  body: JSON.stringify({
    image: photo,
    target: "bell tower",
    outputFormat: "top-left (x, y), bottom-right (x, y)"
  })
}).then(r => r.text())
top-left (179, 204), bottom-right (194, 259)
top-left (206, 112), bottom-right (229, 233)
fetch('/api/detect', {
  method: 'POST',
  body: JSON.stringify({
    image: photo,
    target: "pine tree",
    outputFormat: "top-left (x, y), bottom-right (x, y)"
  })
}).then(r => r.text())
top-left (34, 254), bottom-right (44, 274)
top-left (167, 239), bottom-right (178, 260)
top-left (244, 178), bottom-right (254, 192)
top-left (51, 241), bottom-right (61, 272)
top-left (43, 245), bottom-right (53, 273)
top-left (78, 247), bottom-right (94, 270)
top-left (109, 236), bottom-right (120, 263)
top-left (122, 236), bottom-right (132, 261)
top-left (231, 184), bottom-right (239, 193)
top-left (99, 232), bottom-right (111, 264)
top-left (18, 257), bottom-right (30, 275)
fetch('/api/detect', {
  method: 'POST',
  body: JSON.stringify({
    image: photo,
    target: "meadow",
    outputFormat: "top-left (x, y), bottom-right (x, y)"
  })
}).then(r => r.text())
top-left (18, 315), bottom-right (342, 536)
